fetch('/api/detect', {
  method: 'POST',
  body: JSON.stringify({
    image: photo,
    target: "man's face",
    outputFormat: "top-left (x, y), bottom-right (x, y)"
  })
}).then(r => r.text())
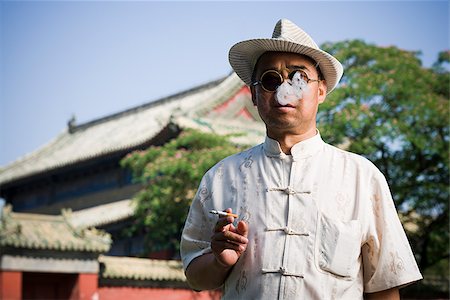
top-left (251, 52), bottom-right (327, 137)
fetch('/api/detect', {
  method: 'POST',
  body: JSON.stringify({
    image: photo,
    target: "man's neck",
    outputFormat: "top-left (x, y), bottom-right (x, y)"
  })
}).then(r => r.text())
top-left (267, 127), bottom-right (317, 155)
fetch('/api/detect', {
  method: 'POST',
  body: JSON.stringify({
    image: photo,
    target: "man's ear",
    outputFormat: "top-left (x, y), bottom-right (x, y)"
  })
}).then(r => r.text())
top-left (250, 85), bottom-right (257, 106)
top-left (318, 80), bottom-right (327, 104)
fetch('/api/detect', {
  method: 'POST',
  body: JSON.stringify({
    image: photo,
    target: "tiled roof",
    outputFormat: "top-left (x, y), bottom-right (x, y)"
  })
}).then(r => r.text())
top-left (0, 205), bottom-right (111, 252)
top-left (99, 255), bottom-right (185, 282)
top-left (65, 199), bottom-right (136, 228)
top-left (175, 115), bottom-right (264, 146)
top-left (0, 73), bottom-right (264, 185)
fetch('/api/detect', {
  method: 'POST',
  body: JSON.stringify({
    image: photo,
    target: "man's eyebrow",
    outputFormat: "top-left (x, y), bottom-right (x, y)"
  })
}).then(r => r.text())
top-left (259, 65), bottom-right (312, 74)
top-left (287, 65), bottom-right (310, 71)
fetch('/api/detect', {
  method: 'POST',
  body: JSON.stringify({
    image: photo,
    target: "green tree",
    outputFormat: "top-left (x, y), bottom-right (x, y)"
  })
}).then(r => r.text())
top-left (120, 129), bottom-right (247, 254)
top-left (318, 41), bottom-right (449, 278)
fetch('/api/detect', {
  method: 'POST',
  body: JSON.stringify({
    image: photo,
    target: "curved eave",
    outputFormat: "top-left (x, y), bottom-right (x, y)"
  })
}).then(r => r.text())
top-left (0, 124), bottom-right (173, 187)
top-left (0, 73), bottom-right (247, 187)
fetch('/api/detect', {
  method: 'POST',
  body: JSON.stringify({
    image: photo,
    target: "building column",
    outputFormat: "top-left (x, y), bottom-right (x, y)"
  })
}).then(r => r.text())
top-left (71, 273), bottom-right (98, 300)
top-left (0, 271), bottom-right (22, 300)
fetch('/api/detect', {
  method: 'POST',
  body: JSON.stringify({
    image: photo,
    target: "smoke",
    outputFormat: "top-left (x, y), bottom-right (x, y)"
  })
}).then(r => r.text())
top-left (275, 71), bottom-right (309, 106)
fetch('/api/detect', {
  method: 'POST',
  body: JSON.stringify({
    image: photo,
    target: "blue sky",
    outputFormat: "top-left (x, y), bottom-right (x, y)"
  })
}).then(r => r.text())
top-left (0, 0), bottom-right (448, 167)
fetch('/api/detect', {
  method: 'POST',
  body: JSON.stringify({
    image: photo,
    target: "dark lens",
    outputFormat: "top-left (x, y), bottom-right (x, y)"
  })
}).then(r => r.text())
top-left (261, 71), bottom-right (282, 91)
top-left (289, 70), bottom-right (308, 81)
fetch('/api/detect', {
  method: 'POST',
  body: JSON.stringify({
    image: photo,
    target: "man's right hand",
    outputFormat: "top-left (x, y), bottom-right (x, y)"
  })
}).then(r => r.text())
top-left (210, 208), bottom-right (249, 268)
top-left (185, 208), bottom-right (249, 290)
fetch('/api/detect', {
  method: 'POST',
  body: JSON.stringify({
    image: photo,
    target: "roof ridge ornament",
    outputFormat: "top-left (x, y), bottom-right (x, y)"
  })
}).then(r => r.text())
top-left (67, 114), bottom-right (77, 133)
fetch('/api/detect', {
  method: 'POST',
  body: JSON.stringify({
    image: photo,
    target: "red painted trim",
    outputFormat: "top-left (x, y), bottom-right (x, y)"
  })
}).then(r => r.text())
top-left (0, 271), bottom-right (22, 300)
top-left (74, 273), bottom-right (98, 300)
top-left (213, 86), bottom-right (251, 114)
top-left (236, 107), bottom-right (254, 120)
top-left (98, 287), bottom-right (221, 300)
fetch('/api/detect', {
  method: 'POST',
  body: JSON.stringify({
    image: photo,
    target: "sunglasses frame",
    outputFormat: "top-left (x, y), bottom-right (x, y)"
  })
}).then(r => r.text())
top-left (252, 69), bottom-right (321, 92)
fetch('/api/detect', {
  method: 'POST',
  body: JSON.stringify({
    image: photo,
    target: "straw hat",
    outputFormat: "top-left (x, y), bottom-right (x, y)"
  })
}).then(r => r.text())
top-left (229, 19), bottom-right (343, 94)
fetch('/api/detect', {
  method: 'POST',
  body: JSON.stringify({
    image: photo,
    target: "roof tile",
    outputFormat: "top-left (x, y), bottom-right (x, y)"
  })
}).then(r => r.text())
top-left (99, 255), bottom-right (186, 282)
top-left (65, 199), bottom-right (136, 228)
top-left (0, 205), bottom-right (111, 252)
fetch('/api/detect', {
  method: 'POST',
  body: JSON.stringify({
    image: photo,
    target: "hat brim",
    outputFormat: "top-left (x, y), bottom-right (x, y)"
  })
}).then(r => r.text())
top-left (229, 38), bottom-right (343, 94)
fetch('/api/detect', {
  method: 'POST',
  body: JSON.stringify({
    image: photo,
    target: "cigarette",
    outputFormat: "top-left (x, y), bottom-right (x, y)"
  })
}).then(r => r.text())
top-left (209, 210), bottom-right (238, 218)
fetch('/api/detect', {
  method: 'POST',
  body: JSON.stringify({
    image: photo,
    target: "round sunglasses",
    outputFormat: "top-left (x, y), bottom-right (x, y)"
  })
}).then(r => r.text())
top-left (252, 69), bottom-right (321, 92)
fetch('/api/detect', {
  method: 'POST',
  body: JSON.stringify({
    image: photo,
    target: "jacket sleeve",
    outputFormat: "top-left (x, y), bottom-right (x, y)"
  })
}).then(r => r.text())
top-left (362, 168), bottom-right (422, 293)
top-left (180, 173), bottom-right (215, 272)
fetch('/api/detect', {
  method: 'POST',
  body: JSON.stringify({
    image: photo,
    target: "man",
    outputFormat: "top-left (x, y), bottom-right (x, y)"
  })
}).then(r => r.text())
top-left (180, 19), bottom-right (422, 299)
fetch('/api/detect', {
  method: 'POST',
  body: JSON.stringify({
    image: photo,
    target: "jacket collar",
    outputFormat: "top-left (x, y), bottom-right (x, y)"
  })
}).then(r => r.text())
top-left (263, 131), bottom-right (324, 160)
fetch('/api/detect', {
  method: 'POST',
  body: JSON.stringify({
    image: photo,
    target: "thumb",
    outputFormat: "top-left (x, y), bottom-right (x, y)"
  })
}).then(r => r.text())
top-left (236, 221), bottom-right (249, 238)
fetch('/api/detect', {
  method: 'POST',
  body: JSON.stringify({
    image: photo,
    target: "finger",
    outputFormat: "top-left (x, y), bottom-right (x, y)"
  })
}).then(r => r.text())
top-left (212, 231), bottom-right (249, 245)
top-left (236, 221), bottom-right (249, 238)
top-left (212, 240), bottom-right (246, 253)
top-left (224, 208), bottom-right (236, 223)
top-left (214, 217), bottom-right (234, 233)
top-left (211, 231), bottom-right (248, 250)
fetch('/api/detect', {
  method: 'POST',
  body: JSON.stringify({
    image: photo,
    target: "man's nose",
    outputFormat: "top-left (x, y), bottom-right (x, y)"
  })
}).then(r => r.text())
top-left (280, 68), bottom-right (290, 80)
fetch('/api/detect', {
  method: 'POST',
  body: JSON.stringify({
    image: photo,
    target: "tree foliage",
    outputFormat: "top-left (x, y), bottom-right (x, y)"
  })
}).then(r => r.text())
top-left (120, 129), bottom-right (247, 254)
top-left (318, 40), bottom-right (449, 274)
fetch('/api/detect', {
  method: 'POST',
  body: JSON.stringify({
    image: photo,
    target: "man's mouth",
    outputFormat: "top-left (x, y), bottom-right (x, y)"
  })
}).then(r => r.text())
top-left (275, 103), bottom-right (296, 108)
